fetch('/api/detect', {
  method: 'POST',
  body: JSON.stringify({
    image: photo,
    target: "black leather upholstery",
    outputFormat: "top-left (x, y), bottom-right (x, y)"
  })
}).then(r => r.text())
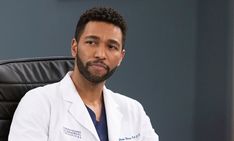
top-left (0, 56), bottom-right (74, 141)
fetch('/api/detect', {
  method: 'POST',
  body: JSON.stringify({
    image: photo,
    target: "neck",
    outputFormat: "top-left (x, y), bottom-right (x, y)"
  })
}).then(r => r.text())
top-left (71, 69), bottom-right (105, 106)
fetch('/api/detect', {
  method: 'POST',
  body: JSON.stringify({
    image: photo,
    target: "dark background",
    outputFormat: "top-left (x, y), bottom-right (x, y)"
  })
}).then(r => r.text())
top-left (0, 0), bottom-right (233, 141)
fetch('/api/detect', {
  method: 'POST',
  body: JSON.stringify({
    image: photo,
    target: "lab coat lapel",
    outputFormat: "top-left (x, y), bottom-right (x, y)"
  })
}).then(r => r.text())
top-left (60, 73), bottom-right (100, 141)
top-left (103, 87), bottom-right (123, 141)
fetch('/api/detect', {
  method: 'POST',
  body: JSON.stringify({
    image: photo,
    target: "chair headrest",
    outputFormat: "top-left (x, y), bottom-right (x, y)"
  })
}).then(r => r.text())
top-left (0, 56), bottom-right (74, 140)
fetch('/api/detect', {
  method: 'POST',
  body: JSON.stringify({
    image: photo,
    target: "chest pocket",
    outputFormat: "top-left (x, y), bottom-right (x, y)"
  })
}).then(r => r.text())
top-left (51, 113), bottom-right (98, 141)
top-left (53, 126), bottom-right (97, 141)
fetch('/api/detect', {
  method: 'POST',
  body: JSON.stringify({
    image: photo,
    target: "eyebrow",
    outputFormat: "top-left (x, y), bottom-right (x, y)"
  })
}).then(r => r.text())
top-left (85, 35), bottom-right (100, 40)
top-left (85, 35), bottom-right (121, 47)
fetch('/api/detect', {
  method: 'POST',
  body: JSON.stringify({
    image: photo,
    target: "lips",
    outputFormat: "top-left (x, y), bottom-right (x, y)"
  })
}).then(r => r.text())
top-left (87, 61), bottom-right (108, 71)
top-left (91, 63), bottom-right (107, 70)
top-left (88, 60), bottom-right (107, 67)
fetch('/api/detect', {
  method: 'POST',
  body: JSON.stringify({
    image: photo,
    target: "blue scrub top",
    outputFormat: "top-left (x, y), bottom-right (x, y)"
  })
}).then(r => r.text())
top-left (86, 105), bottom-right (109, 141)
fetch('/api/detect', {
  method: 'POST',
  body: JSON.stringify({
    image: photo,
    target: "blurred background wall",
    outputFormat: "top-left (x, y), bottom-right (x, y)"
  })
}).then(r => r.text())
top-left (195, 0), bottom-right (233, 141)
top-left (0, 0), bottom-right (233, 141)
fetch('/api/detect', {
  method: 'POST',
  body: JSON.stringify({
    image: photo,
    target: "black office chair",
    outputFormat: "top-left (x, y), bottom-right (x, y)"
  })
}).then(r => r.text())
top-left (0, 56), bottom-right (74, 141)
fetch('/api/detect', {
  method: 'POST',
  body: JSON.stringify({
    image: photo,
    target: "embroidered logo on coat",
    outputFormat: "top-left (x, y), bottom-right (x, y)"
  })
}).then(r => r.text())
top-left (119, 133), bottom-right (140, 141)
top-left (63, 127), bottom-right (81, 139)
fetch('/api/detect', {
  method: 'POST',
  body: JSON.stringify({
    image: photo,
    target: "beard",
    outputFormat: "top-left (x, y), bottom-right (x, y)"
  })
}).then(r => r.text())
top-left (76, 52), bottom-right (117, 84)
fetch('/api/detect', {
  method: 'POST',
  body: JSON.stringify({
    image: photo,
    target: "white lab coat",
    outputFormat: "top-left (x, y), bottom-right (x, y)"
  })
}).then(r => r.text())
top-left (9, 72), bottom-right (158, 141)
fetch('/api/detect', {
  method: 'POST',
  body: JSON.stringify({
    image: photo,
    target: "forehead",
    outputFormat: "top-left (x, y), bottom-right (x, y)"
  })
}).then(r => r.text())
top-left (81, 21), bottom-right (122, 43)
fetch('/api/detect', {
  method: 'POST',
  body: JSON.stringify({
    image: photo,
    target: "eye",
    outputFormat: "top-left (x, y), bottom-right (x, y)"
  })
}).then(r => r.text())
top-left (108, 44), bottom-right (119, 51)
top-left (85, 40), bottom-right (96, 46)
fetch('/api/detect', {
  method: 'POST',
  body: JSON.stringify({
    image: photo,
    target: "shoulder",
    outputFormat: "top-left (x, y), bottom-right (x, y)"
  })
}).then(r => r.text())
top-left (17, 81), bottom-right (62, 114)
top-left (23, 81), bottom-right (60, 101)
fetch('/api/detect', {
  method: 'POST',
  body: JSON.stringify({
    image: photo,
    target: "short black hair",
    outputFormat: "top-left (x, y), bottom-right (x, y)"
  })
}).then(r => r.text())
top-left (74, 7), bottom-right (127, 49)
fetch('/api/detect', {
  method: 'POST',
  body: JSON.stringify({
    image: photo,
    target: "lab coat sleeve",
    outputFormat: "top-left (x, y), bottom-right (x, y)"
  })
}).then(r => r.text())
top-left (137, 101), bottom-right (159, 141)
top-left (8, 89), bottom-right (50, 141)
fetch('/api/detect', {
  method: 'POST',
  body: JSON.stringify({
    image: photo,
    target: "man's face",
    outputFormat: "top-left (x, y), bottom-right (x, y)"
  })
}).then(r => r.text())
top-left (72, 21), bottom-right (125, 84)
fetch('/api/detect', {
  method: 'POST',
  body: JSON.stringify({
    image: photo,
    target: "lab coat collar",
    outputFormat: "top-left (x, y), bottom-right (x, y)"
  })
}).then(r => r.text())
top-left (61, 72), bottom-right (123, 141)
top-left (103, 87), bottom-right (123, 141)
top-left (60, 72), bottom-right (100, 141)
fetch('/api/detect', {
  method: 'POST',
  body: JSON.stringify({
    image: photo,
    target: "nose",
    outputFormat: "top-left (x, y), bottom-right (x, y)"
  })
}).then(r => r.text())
top-left (94, 45), bottom-right (106, 59)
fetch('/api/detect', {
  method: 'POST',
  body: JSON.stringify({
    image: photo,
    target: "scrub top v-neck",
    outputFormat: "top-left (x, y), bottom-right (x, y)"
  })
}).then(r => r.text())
top-left (86, 105), bottom-right (109, 141)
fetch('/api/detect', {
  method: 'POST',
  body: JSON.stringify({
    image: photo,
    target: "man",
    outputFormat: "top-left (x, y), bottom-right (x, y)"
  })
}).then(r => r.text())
top-left (9, 7), bottom-right (158, 141)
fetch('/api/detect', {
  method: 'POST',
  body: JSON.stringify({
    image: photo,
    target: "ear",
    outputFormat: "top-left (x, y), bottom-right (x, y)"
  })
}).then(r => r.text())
top-left (118, 49), bottom-right (126, 66)
top-left (71, 38), bottom-right (78, 57)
